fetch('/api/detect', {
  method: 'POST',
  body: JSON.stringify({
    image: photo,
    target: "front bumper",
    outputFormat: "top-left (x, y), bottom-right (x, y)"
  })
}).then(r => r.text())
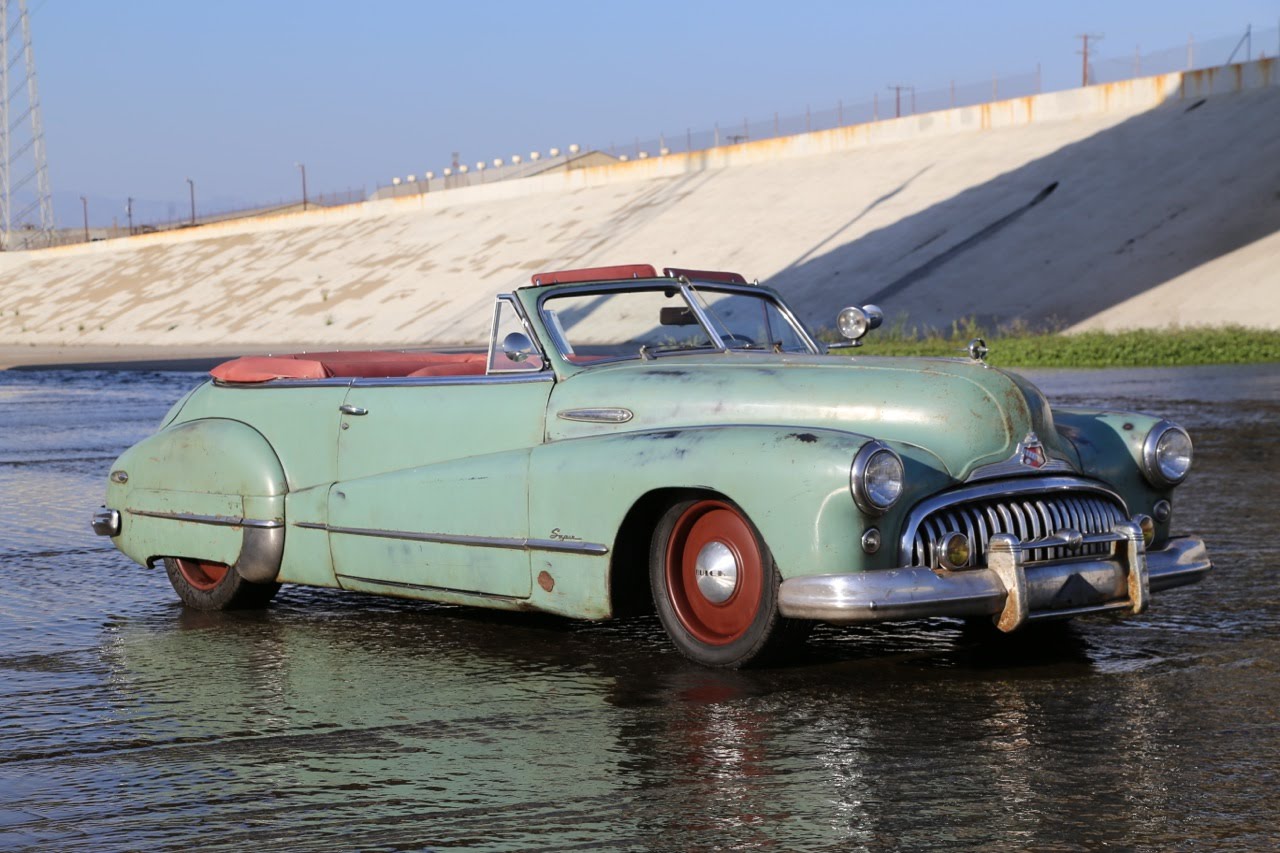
top-left (778, 525), bottom-right (1211, 631)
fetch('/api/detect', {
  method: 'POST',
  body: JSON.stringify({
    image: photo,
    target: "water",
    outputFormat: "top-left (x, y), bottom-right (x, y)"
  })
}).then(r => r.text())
top-left (1, 364), bottom-right (1277, 851)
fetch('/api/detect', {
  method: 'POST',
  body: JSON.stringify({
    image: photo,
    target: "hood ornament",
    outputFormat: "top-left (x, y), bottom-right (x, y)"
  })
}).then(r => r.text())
top-left (1018, 432), bottom-right (1048, 469)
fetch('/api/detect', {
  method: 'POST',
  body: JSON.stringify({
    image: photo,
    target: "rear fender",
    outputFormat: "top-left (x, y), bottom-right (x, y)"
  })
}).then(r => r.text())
top-left (105, 418), bottom-right (287, 582)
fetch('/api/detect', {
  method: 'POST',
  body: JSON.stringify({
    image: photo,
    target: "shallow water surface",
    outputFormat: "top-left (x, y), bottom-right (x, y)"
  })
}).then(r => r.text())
top-left (0, 364), bottom-right (1277, 851)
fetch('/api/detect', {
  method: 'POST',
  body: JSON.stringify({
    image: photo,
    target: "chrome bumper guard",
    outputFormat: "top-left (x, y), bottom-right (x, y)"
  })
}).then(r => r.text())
top-left (778, 525), bottom-right (1211, 632)
top-left (91, 508), bottom-right (121, 537)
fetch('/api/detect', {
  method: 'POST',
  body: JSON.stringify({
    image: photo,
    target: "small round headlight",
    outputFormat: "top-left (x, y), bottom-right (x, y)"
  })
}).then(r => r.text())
top-left (851, 442), bottom-right (905, 515)
top-left (1142, 421), bottom-right (1193, 487)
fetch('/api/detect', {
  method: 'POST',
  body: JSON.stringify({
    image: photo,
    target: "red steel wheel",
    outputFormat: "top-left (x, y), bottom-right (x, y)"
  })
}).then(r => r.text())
top-left (663, 500), bottom-right (764, 646)
top-left (651, 498), bottom-right (805, 667)
top-left (173, 558), bottom-right (228, 592)
top-left (163, 557), bottom-right (281, 611)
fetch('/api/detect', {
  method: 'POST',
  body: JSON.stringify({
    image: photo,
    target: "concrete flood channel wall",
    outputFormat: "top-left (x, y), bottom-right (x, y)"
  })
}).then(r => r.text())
top-left (0, 59), bottom-right (1276, 352)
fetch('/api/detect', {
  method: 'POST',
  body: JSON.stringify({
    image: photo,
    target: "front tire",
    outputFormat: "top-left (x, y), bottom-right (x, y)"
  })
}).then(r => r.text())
top-left (650, 498), bottom-right (806, 667)
top-left (163, 557), bottom-right (280, 611)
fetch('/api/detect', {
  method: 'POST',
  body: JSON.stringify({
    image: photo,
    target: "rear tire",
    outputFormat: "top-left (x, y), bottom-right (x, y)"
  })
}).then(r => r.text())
top-left (650, 498), bottom-right (809, 667)
top-left (163, 557), bottom-right (280, 611)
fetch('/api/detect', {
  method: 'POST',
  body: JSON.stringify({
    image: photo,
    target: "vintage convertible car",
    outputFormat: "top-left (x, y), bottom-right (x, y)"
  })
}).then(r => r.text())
top-left (93, 263), bottom-right (1211, 667)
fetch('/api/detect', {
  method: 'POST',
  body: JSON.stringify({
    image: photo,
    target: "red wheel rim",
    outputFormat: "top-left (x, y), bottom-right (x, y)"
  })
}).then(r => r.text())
top-left (664, 500), bottom-right (764, 646)
top-left (174, 558), bottom-right (229, 592)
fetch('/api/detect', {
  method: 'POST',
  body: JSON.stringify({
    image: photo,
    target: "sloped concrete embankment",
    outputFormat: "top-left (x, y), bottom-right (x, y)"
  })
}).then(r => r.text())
top-left (0, 59), bottom-right (1276, 352)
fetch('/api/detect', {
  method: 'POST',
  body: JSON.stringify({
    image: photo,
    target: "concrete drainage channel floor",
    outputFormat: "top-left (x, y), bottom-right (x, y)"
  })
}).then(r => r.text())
top-left (0, 364), bottom-right (1277, 851)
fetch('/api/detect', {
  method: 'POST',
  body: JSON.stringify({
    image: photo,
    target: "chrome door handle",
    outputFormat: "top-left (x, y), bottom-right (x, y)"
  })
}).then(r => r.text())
top-left (339, 404), bottom-right (368, 416)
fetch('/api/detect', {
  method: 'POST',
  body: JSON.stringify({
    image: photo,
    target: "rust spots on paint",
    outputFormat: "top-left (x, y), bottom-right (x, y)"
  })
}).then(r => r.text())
top-left (537, 571), bottom-right (555, 592)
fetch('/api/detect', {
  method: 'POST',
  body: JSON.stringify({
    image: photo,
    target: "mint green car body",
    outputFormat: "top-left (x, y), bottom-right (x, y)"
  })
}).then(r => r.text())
top-left (98, 272), bottom-right (1210, 657)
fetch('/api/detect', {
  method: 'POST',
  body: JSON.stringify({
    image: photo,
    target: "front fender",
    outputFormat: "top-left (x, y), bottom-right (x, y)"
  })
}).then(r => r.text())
top-left (105, 418), bottom-right (287, 582)
top-left (529, 425), bottom-right (946, 579)
top-left (1053, 408), bottom-right (1175, 541)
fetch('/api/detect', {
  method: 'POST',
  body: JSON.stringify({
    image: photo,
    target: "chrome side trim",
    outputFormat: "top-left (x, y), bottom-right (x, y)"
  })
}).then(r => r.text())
top-left (299, 521), bottom-right (609, 556)
top-left (214, 377), bottom-right (354, 389)
top-left (898, 476), bottom-right (1127, 564)
top-left (215, 374), bottom-right (554, 390)
top-left (350, 373), bottom-right (554, 388)
top-left (126, 509), bottom-right (284, 529)
top-left (557, 407), bottom-right (634, 424)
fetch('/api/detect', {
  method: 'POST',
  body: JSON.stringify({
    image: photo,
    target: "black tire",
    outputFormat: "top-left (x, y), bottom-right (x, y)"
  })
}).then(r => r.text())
top-left (163, 557), bottom-right (280, 611)
top-left (649, 498), bottom-right (810, 667)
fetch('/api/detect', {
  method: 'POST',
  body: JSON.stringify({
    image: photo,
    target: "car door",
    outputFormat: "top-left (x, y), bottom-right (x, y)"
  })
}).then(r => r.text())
top-left (327, 300), bottom-right (552, 600)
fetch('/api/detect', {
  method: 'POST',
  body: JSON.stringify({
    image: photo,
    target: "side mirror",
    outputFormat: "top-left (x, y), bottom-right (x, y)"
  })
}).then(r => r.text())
top-left (832, 304), bottom-right (884, 347)
top-left (502, 332), bottom-right (535, 363)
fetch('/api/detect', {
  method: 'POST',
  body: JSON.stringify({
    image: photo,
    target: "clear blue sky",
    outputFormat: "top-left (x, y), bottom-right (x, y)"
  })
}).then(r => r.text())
top-left (32, 0), bottom-right (1280, 226)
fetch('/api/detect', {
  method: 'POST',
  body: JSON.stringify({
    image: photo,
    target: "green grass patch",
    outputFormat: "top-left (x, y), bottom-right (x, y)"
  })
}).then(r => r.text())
top-left (814, 319), bottom-right (1280, 368)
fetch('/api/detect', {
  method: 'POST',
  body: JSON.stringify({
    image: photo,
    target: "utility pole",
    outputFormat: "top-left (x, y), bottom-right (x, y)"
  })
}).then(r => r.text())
top-left (1076, 33), bottom-right (1103, 86)
top-left (296, 162), bottom-right (307, 210)
top-left (886, 84), bottom-right (911, 118)
top-left (186, 177), bottom-right (195, 225)
top-left (79, 195), bottom-right (88, 242)
top-left (126, 197), bottom-right (133, 235)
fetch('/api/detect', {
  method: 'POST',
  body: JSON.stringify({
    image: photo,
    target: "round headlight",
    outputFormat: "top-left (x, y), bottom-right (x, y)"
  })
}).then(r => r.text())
top-left (1142, 421), bottom-right (1193, 487)
top-left (851, 442), bottom-right (904, 515)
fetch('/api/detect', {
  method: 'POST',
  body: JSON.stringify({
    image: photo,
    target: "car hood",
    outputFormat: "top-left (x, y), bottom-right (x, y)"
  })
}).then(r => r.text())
top-left (546, 354), bottom-right (1074, 480)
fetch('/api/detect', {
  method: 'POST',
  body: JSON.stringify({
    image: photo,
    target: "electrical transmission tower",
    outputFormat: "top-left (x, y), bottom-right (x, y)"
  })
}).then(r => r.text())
top-left (0, 0), bottom-right (54, 251)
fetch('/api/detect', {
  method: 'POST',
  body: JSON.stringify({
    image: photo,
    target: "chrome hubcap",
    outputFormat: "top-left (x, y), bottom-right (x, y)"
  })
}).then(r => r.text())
top-left (694, 540), bottom-right (738, 603)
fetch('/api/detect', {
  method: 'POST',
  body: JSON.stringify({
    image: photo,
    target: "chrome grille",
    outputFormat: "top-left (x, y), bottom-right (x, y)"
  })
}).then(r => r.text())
top-left (908, 489), bottom-right (1127, 568)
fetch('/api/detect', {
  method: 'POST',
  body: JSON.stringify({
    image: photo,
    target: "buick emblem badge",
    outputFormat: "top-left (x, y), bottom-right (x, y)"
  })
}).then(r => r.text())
top-left (1019, 433), bottom-right (1048, 469)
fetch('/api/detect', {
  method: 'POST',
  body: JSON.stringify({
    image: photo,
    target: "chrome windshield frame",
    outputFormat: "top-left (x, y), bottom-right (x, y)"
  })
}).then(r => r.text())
top-left (530, 278), bottom-right (821, 366)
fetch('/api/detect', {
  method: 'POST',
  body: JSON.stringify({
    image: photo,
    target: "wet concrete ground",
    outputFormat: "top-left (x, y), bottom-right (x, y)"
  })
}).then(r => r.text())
top-left (0, 364), bottom-right (1276, 851)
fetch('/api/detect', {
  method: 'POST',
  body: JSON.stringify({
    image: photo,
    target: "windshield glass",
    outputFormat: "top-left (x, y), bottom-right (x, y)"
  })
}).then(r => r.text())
top-left (689, 287), bottom-right (812, 353)
top-left (538, 284), bottom-right (814, 363)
